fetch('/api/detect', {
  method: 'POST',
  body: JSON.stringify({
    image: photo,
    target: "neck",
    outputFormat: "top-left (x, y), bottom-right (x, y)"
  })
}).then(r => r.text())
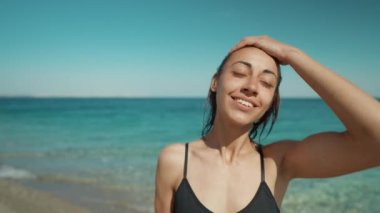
top-left (203, 115), bottom-right (254, 164)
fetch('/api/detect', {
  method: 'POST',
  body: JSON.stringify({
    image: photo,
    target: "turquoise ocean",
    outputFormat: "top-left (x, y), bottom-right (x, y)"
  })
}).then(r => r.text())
top-left (0, 97), bottom-right (379, 212)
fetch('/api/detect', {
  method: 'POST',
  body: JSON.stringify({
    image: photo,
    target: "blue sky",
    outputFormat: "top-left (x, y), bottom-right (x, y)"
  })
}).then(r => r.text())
top-left (1, 0), bottom-right (379, 97)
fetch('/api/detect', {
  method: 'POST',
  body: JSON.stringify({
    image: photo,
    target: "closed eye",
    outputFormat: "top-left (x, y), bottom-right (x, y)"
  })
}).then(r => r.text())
top-left (261, 81), bottom-right (274, 88)
top-left (232, 71), bottom-right (247, 77)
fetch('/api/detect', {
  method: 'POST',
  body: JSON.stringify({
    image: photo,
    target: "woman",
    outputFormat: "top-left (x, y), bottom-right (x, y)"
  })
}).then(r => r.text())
top-left (155, 36), bottom-right (380, 213)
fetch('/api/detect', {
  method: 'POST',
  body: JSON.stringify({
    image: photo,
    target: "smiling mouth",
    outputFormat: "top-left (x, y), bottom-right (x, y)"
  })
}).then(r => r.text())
top-left (231, 96), bottom-right (257, 108)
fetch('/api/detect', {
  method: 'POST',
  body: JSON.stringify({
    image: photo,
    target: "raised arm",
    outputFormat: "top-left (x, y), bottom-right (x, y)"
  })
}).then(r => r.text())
top-left (231, 36), bottom-right (380, 179)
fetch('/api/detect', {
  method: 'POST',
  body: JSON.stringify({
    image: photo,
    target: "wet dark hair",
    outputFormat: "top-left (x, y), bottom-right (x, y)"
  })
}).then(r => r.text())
top-left (201, 46), bottom-right (282, 142)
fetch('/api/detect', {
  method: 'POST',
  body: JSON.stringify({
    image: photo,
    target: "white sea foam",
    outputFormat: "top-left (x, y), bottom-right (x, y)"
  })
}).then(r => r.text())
top-left (0, 165), bottom-right (36, 179)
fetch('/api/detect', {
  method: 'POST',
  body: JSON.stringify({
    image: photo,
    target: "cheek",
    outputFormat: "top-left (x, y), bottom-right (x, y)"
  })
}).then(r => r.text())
top-left (218, 74), bottom-right (242, 93)
top-left (216, 76), bottom-right (232, 95)
top-left (261, 90), bottom-right (276, 109)
top-left (215, 78), bottom-right (237, 109)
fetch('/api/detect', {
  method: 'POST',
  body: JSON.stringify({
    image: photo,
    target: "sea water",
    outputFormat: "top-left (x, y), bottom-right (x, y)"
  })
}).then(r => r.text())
top-left (0, 97), bottom-right (379, 212)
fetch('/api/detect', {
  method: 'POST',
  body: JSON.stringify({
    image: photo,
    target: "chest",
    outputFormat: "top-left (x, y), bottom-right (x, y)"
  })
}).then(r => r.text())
top-left (183, 156), bottom-right (270, 212)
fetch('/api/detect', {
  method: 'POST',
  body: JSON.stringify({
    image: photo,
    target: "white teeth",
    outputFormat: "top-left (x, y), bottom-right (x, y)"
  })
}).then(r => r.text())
top-left (235, 98), bottom-right (253, 108)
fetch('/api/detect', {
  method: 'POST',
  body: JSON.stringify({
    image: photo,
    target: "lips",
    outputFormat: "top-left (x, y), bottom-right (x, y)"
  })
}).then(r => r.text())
top-left (231, 96), bottom-right (259, 108)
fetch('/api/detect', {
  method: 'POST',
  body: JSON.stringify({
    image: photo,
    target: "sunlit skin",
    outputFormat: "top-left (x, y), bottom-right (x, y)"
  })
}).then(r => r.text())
top-left (155, 36), bottom-right (380, 213)
top-left (211, 47), bottom-right (278, 130)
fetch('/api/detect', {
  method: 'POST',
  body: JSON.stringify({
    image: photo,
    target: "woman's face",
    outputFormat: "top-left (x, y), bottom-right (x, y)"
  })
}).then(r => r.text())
top-left (211, 47), bottom-right (279, 127)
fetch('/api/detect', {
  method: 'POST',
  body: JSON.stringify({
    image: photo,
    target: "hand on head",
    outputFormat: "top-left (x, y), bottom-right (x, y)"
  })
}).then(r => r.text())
top-left (229, 35), bottom-right (296, 65)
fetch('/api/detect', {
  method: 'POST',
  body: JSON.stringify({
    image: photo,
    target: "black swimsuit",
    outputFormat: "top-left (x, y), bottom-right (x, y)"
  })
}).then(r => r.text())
top-left (173, 143), bottom-right (280, 213)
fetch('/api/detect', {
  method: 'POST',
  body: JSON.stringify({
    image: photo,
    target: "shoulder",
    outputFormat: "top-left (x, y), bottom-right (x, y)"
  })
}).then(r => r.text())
top-left (263, 140), bottom-right (298, 158)
top-left (260, 140), bottom-right (299, 178)
top-left (156, 143), bottom-right (187, 188)
top-left (155, 143), bottom-right (187, 209)
top-left (157, 143), bottom-right (186, 166)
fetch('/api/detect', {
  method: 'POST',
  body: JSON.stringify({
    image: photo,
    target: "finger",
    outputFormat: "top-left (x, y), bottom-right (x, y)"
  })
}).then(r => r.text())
top-left (229, 39), bottom-right (250, 52)
top-left (228, 38), bottom-right (248, 53)
top-left (229, 37), bottom-right (258, 53)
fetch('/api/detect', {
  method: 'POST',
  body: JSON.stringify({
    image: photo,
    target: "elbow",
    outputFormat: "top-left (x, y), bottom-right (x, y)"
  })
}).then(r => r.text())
top-left (365, 128), bottom-right (380, 149)
top-left (346, 125), bottom-right (380, 147)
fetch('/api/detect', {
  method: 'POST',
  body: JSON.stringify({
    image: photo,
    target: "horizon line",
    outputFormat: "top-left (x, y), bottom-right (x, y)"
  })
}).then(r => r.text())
top-left (0, 95), bottom-right (325, 99)
top-left (1, 96), bottom-right (379, 101)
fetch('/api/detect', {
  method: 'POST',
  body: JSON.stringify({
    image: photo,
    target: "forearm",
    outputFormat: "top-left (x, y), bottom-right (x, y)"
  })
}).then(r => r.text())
top-left (287, 48), bottom-right (380, 142)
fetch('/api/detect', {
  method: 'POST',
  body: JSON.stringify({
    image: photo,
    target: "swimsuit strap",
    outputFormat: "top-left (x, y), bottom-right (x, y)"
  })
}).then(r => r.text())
top-left (257, 144), bottom-right (265, 182)
top-left (183, 143), bottom-right (189, 178)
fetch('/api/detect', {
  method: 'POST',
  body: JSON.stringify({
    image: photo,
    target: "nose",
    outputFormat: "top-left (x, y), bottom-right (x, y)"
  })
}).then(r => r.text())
top-left (242, 77), bottom-right (258, 96)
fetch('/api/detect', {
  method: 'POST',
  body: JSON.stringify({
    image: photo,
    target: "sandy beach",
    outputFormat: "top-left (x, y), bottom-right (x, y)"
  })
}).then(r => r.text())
top-left (0, 178), bottom-right (149, 213)
top-left (0, 179), bottom-right (91, 213)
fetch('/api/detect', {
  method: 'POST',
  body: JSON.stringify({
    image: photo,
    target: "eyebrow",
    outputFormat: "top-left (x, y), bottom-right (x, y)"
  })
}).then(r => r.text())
top-left (231, 61), bottom-right (277, 78)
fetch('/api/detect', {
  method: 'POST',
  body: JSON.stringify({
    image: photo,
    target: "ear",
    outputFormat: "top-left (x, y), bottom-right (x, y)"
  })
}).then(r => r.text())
top-left (210, 76), bottom-right (218, 92)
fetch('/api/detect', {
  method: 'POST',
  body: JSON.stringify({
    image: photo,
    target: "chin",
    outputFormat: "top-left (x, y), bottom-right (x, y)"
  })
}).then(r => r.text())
top-left (225, 111), bottom-right (256, 127)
